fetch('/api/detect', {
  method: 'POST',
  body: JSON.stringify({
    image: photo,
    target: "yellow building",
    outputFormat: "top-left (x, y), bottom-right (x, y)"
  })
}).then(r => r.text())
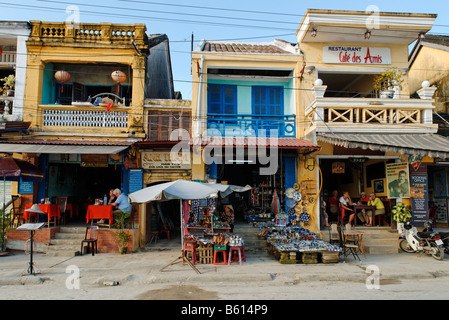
top-left (1, 21), bottom-right (176, 248)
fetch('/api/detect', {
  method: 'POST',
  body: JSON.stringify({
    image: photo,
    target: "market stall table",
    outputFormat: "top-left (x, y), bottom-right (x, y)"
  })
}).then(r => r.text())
top-left (353, 205), bottom-right (376, 226)
top-left (24, 204), bottom-right (60, 226)
top-left (86, 205), bottom-right (114, 227)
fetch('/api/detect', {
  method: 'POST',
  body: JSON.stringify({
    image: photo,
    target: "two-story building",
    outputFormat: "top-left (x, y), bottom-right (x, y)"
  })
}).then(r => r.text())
top-left (1, 21), bottom-right (176, 232)
top-left (298, 9), bottom-right (449, 229)
top-left (191, 39), bottom-right (322, 232)
top-left (0, 21), bottom-right (31, 131)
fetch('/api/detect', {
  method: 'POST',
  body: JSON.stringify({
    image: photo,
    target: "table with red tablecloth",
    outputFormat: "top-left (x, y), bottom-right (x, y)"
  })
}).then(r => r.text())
top-left (24, 204), bottom-right (60, 222)
top-left (86, 205), bottom-right (114, 225)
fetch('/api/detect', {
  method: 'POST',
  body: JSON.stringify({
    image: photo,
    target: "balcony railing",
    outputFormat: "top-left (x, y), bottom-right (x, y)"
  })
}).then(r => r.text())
top-left (206, 114), bottom-right (296, 137)
top-left (304, 97), bottom-right (435, 133)
top-left (0, 51), bottom-right (16, 65)
top-left (29, 21), bottom-right (147, 47)
top-left (41, 107), bottom-right (128, 128)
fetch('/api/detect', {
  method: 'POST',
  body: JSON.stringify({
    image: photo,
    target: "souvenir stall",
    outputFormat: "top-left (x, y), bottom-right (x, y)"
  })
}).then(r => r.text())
top-left (182, 197), bottom-right (245, 265)
top-left (256, 180), bottom-right (342, 264)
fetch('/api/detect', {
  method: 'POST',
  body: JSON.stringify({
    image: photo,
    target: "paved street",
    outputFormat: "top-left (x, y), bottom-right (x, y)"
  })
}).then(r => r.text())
top-left (1, 246), bottom-right (449, 301)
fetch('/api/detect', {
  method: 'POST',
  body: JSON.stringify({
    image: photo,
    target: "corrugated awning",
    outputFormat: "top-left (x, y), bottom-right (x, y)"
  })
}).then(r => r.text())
top-left (0, 140), bottom-right (133, 154)
top-left (317, 133), bottom-right (449, 159)
top-left (191, 137), bottom-right (321, 152)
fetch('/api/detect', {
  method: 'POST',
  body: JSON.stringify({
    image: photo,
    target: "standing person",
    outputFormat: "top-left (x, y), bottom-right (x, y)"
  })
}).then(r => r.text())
top-left (328, 190), bottom-right (339, 222)
top-left (339, 191), bottom-right (355, 225)
top-left (221, 205), bottom-right (235, 232)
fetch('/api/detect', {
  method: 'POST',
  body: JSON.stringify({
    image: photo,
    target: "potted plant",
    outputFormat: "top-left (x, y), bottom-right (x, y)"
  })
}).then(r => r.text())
top-left (114, 229), bottom-right (131, 254)
top-left (1, 75), bottom-right (15, 97)
top-left (113, 211), bottom-right (131, 254)
top-left (392, 202), bottom-right (412, 235)
top-left (373, 68), bottom-right (404, 98)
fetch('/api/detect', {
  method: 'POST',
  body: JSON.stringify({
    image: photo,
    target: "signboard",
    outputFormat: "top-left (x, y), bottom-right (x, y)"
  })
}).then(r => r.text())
top-left (19, 179), bottom-right (33, 194)
top-left (323, 46), bottom-right (391, 65)
top-left (141, 151), bottom-right (191, 170)
top-left (410, 172), bottom-right (428, 226)
top-left (386, 162), bottom-right (410, 199)
top-left (128, 169), bottom-right (143, 194)
top-left (80, 154), bottom-right (108, 167)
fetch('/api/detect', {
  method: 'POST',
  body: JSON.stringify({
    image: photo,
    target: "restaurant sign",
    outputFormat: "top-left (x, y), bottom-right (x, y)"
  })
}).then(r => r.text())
top-left (323, 46), bottom-right (391, 65)
top-left (141, 151), bottom-right (191, 170)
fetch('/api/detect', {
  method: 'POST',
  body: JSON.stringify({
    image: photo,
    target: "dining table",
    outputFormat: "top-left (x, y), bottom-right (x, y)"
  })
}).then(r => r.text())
top-left (24, 204), bottom-right (61, 225)
top-left (353, 205), bottom-right (376, 226)
top-left (86, 204), bottom-right (114, 226)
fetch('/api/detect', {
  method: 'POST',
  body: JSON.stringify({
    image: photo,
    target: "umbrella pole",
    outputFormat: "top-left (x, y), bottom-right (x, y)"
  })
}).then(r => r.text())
top-left (1, 176), bottom-right (5, 252)
top-left (160, 199), bottom-right (200, 274)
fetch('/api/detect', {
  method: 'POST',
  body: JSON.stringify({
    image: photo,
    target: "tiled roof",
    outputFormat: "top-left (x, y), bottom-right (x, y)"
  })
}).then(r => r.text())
top-left (422, 34), bottom-right (449, 47)
top-left (0, 139), bottom-right (133, 146)
top-left (200, 40), bottom-right (298, 55)
top-left (192, 137), bottom-right (321, 150)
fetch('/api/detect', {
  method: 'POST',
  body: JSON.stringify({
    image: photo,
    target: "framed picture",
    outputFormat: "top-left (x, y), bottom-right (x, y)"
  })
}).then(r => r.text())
top-left (373, 179), bottom-right (384, 194)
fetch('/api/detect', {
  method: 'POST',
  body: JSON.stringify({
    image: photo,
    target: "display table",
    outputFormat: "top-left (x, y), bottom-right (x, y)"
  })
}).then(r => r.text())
top-left (86, 205), bottom-right (114, 226)
top-left (24, 204), bottom-right (60, 225)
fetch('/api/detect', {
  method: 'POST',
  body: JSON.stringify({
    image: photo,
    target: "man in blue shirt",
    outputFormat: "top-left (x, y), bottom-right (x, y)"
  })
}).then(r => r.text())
top-left (111, 188), bottom-right (131, 214)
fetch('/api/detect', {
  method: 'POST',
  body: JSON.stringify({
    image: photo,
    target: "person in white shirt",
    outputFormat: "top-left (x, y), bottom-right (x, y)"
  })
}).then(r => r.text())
top-left (339, 191), bottom-right (355, 225)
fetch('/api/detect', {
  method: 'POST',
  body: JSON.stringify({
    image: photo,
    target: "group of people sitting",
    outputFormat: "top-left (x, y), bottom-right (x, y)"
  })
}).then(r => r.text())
top-left (326, 190), bottom-right (385, 226)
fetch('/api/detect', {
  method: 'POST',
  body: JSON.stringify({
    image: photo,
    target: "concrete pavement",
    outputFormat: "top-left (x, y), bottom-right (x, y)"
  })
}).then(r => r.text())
top-left (1, 245), bottom-right (448, 288)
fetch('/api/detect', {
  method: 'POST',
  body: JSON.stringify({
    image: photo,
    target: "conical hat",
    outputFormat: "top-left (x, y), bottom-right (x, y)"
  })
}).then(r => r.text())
top-left (25, 204), bottom-right (45, 214)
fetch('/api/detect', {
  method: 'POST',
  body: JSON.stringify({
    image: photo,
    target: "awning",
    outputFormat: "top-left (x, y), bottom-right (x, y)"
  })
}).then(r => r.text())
top-left (191, 137), bottom-right (321, 152)
top-left (317, 133), bottom-right (449, 159)
top-left (0, 140), bottom-right (133, 154)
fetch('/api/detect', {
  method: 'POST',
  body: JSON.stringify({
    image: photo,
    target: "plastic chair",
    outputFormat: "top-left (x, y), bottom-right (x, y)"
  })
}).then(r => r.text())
top-left (183, 242), bottom-right (196, 265)
top-left (159, 222), bottom-right (171, 240)
top-left (228, 246), bottom-right (243, 265)
top-left (213, 247), bottom-right (227, 265)
top-left (80, 226), bottom-right (99, 256)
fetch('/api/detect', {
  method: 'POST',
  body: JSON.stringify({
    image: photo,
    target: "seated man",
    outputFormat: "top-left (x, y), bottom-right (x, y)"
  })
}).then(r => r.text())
top-left (110, 188), bottom-right (132, 227)
top-left (339, 191), bottom-right (355, 225)
top-left (363, 193), bottom-right (385, 226)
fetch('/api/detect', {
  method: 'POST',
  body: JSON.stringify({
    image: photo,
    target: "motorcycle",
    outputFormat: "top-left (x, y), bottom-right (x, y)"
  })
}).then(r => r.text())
top-left (422, 221), bottom-right (449, 255)
top-left (399, 221), bottom-right (445, 260)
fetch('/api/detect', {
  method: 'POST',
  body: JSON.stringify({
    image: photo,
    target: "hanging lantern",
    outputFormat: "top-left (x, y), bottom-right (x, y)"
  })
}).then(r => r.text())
top-left (111, 70), bottom-right (127, 94)
top-left (54, 70), bottom-right (71, 93)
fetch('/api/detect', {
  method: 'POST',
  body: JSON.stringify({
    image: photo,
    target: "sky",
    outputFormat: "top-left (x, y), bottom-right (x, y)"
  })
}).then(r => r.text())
top-left (3, 0), bottom-right (449, 99)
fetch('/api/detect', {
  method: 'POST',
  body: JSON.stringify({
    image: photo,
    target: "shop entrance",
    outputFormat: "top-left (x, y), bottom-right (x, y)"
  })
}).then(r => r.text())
top-left (319, 156), bottom-right (395, 225)
top-left (46, 163), bottom-right (122, 223)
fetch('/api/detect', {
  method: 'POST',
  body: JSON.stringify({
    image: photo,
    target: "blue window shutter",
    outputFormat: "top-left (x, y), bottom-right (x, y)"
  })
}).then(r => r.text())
top-left (252, 86), bottom-right (284, 115)
top-left (207, 84), bottom-right (237, 114)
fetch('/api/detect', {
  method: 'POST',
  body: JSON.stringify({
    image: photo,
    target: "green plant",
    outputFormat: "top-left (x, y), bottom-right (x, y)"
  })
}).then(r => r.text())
top-left (113, 211), bottom-right (131, 253)
top-left (114, 229), bottom-right (131, 247)
top-left (373, 68), bottom-right (404, 92)
top-left (392, 202), bottom-right (412, 223)
top-left (1, 75), bottom-right (15, 90)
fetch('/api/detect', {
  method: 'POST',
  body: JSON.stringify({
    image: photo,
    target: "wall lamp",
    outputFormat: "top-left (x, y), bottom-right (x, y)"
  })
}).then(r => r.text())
top-left (364, 30), bottom-right (372, 40)
top-left (310, 27), bottom-right (317, 38)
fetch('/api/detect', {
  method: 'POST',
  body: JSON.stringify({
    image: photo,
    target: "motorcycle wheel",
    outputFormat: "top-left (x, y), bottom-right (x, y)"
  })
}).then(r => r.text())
top-left (430, 242), bottom-right (445, 261)
top-left (399, 239), bottom-right (415, 253)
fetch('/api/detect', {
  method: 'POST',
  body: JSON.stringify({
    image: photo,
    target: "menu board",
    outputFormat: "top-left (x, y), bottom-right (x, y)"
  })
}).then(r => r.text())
top-left (410, 172), bottom-right (428, 226)
top-left (128, 169), bottom-right (143, 194)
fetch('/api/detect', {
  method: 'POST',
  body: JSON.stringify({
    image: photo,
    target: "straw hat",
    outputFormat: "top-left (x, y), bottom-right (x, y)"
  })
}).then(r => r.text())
top-left (25, 204), bottom-right (45, 214)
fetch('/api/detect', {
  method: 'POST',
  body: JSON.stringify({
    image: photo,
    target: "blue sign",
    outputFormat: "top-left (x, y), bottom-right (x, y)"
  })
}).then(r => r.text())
top-left (19, 179), bottom-right (33, 194)
top-left (128, 169), bottom-right (143, 194)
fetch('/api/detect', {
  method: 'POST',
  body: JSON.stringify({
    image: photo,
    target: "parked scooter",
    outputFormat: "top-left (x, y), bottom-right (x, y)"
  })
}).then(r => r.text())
top-left (422, 221), bottom-right (449, 255)
top-left (399, 221), bottom-right (444, 260)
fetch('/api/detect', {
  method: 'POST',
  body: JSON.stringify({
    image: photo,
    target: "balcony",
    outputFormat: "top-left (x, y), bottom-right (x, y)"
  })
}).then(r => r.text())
top-left (39, 105), bottom-right (129, 129)
top-left (206, 114), bottom-right (296, 137)
top-left (28, 21), bottom-right (147, 48)
top-left (304, 97), bottom-right (437, 135)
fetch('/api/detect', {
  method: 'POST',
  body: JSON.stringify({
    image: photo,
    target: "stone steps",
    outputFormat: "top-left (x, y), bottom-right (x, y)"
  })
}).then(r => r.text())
top-left (233, 223), bottom-right (268, 255)
top-left (46, 226), bottom-right (86, 257)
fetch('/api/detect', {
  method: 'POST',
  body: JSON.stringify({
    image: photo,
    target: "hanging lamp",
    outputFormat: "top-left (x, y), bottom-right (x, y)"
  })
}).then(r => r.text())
top-left (54, 70), bottom-right (71, 93)
top-left (111, 70), bottom-right (127, 94)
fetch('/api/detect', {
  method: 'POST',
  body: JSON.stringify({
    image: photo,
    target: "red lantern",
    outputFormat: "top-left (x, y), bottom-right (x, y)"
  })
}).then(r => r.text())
top-left (54, 70), bottom-right (71, 93)
top-left (111, 70), bottom-right (126, 94)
